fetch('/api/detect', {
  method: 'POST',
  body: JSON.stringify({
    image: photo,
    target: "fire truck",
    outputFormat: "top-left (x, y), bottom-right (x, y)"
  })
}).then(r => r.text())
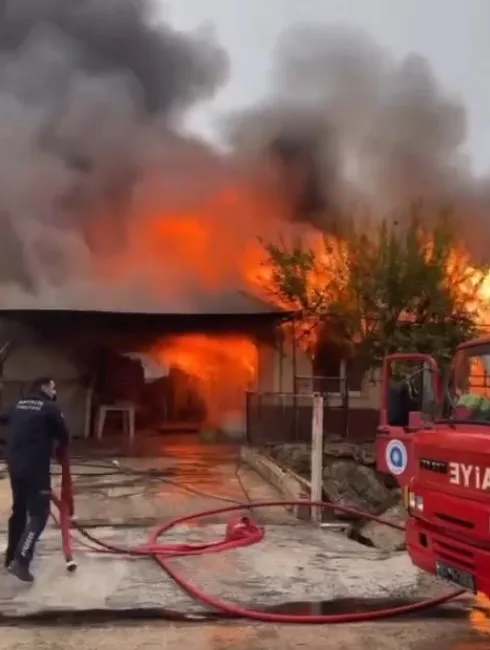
top-left (376, 338), bottom-right (490, 597)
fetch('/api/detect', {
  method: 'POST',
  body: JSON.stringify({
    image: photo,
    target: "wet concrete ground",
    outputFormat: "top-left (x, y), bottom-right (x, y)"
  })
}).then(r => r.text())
top-left (0, 435), bottom-right (297, 529)
top-left (0, 434), bottom-right (488, 648)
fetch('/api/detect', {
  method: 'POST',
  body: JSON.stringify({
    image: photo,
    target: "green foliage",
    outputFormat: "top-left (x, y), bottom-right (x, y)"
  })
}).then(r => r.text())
top-left (262, 205), bottom-right (482, 368)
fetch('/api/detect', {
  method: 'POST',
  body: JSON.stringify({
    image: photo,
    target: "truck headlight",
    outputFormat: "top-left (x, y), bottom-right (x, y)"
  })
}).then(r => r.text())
top-left (408, 491), bottom-right (424, 514)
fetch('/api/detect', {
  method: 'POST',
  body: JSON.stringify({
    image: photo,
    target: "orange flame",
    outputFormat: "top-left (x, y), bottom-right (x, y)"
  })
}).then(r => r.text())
top-left (470, 591), bottom-right (490, 636)
top-left (90, 167), bottom-right (490, 421)
top-left (150, 334), bottom-right (258, 429)
top-left (93, 182), bottom-right (288, 307)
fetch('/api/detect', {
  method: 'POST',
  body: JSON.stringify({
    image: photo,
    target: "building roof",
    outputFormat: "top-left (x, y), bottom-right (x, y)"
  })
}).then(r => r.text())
top-left (0, 291), bottom-right (294, 317)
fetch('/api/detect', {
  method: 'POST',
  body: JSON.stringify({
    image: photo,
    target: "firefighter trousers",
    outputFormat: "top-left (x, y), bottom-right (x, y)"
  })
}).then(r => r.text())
top-left (6, 473), bottom-right (50, 568)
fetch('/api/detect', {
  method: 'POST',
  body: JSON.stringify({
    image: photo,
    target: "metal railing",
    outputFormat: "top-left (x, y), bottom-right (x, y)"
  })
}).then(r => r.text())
top-left (246, 391), bottom-right (317, 446)
top-left (246, 376), bottom-right (351, 445)
top-left (246, 372), bottom-right (381, 445)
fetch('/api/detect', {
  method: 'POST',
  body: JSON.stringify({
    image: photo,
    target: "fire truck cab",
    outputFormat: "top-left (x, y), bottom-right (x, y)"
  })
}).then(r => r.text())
top-left (376, 338), bottom-right (490, 597)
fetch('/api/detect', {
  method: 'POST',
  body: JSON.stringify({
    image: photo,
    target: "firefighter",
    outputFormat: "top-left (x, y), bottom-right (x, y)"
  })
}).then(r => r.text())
top-left (1, 377), bottom-right (69, 583)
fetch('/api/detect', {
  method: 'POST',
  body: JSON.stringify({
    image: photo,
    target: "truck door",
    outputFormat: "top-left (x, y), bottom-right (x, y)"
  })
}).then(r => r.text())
top-left (376, 353), bottom-right (440, 488)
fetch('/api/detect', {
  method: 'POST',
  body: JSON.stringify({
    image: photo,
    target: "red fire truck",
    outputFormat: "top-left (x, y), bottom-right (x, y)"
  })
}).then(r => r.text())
top-left (376, 338), bottom-right (490, 597)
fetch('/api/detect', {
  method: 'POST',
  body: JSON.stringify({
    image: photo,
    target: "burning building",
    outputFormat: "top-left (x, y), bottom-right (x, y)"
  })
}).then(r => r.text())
top-left (0, 301), bottom-right (296, 440)
top-left (0, 3), bottom-right (489, 443)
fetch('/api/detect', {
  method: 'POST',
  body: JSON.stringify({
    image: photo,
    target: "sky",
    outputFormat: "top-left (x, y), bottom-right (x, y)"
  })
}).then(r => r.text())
top-left (157, 0), bottom-right (490, 174)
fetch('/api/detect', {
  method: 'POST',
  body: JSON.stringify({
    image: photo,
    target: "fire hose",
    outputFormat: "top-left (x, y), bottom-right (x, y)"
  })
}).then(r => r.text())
top-left (52, 449), bottom-right (464, 624)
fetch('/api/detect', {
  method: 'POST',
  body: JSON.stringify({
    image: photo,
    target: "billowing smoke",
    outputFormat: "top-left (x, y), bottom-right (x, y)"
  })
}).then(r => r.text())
top-left (227, 24), bottom-right (484, 246)
top-left (0, 11), bottom-right (488, 311)
top-left (0, 0), bottom-right (229, 306)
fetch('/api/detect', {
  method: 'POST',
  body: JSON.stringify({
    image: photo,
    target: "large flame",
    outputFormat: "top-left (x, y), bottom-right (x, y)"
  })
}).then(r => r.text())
top-left (470, 592), bottom-right (490, 636)
top-left (104, 175), bottom-right (490, 424)
top-left (150, 334), bottom-right (258, 430)
top-left (96, 181), bottom-right (288, 428)
top-left (93, 182), bottom-right (289, 309)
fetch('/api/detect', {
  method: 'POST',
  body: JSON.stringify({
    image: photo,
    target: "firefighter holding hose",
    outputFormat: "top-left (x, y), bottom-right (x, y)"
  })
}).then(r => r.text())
top-left (1, 377), bottom-right (69, 583)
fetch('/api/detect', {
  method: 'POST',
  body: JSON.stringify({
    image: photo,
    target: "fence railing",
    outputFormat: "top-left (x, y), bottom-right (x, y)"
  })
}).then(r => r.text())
top-left (245, 378), bottom-right (352, 446)
top-left (245, 391), bottom-right (326, 525)
top-left (246, 391), bottom-right (317, 446)
top-left (246, 374), bottom-right (380, 446)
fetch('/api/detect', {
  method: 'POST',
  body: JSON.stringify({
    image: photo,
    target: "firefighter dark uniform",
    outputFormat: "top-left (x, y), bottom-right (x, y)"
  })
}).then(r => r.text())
top-left (1, 385), bottom-right (69, 582)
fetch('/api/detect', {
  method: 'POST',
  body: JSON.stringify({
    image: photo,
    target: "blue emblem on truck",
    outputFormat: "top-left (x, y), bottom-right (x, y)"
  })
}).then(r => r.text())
top-left (386, 439), bottom-right (408, 475)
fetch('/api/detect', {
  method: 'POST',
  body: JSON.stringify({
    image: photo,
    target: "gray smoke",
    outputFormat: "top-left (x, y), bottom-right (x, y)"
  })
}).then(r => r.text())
top-left (1, 13), bottom-right (488, 311)
top-left (226, 24), bottom-right (484, 246)
top-left (0, 0), bottom-right (229, 307)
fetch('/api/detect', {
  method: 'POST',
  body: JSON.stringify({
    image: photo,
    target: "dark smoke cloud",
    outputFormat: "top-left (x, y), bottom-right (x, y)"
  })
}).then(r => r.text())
top-left (227, 102), bottom-right (342, 231)
top-left (0, 0), bottom-right (225, 115)
top-left (227, 24), bottom-right (484, 245)
top-left (0, 13), bottom-right (488, 310)
top-left (0, 0), bottom-right (228, 305)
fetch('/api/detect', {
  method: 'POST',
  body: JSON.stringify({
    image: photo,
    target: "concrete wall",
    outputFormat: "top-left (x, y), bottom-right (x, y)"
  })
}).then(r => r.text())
top-left (2, 344), bottom-right (88, 439)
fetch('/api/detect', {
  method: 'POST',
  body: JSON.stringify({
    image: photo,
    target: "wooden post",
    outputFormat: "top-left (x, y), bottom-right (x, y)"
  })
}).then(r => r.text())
top-left (310, 392), bottom-right (324, 525)
top-left (279, 326), bottom-right (284, 393)
top-left (292, 318), bottom-right (299, 441)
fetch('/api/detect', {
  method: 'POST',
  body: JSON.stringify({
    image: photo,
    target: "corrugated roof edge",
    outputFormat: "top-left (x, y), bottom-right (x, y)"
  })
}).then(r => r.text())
top-left (0, 291), bottom-right (298, 317)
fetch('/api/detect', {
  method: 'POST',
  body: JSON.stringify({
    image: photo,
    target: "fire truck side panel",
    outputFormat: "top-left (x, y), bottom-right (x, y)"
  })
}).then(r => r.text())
top-left (408, 427), bottom-right (490, 596)
top-left (406, 516), bottom-right (490, 597)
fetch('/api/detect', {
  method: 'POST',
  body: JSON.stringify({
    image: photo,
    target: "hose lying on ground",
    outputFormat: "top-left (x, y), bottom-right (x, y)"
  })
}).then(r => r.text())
top-left (52, 449), bottom-right (464, 624)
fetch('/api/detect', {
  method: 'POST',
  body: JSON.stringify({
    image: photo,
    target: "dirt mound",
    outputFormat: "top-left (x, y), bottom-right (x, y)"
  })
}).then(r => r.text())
top-left (265, 442), bottom-right (406, 550)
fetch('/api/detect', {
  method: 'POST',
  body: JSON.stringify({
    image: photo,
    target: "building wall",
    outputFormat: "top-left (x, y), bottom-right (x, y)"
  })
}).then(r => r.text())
top-left (324, 368), bottom-right (381, 410)
top-left (2, 344), bottom-right (88, 439)
top-left (255, 334), bottom-right (382, 441)
top-left (256, 333), bottom-right (382, 407)
top-left (256, 335), bottom-right (313, 394)
top-left (256, 338), bottom-right (276, 392)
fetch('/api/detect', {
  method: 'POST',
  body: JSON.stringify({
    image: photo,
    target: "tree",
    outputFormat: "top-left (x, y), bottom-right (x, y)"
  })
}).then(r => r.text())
top-left (261, 206), bottom-right (484, 370)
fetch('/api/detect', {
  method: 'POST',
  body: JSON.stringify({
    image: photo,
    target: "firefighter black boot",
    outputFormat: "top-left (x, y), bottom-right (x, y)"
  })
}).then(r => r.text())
top-left (8, 559), bottom-right (34, 583)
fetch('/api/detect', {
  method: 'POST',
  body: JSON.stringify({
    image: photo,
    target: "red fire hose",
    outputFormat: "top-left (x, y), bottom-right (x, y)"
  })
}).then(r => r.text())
top-left (52, 450), bottom-right (464, 624)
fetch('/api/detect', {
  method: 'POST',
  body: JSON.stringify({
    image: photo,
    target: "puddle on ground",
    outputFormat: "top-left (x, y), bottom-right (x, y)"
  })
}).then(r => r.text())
top-left (0, 607), bottom-right (230, 627)
top-left (263, 598), bottom-right (467, 620)
top-left (3, 598), bottom-right (478, 627)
